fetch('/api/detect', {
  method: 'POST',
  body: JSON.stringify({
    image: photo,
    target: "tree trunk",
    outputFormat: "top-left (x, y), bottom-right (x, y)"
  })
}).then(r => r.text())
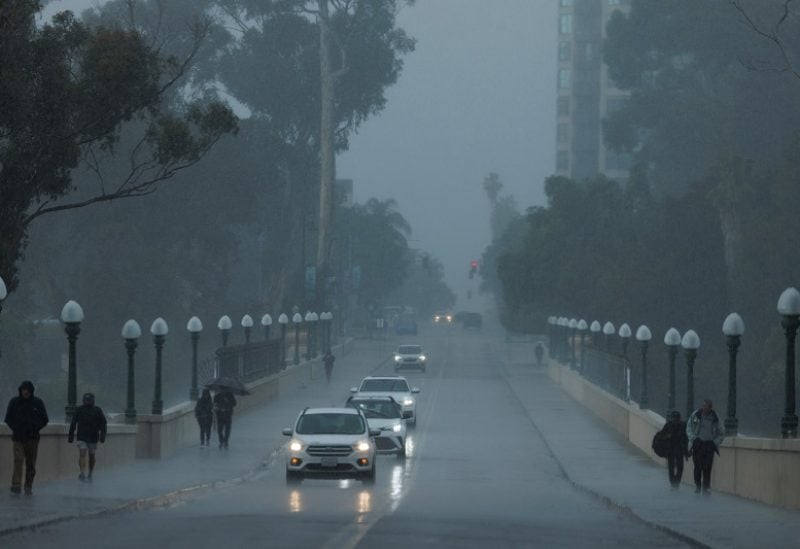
top-left (316, 0), bottom-right (335, 300)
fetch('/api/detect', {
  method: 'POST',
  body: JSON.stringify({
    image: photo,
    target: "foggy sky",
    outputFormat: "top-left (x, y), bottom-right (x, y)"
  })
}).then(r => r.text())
top-left (339, 0), bottom-right (556, 305)
top-left (43, 0), bottom-right (558, 308)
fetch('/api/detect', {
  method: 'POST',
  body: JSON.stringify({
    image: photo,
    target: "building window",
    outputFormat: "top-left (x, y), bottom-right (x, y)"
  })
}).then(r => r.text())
top-left (559, 41), bottom-right (571, 62)
top-left (559, 14), bottom-right (572, 34)
top-left (557, 150), bottom-right (570, 171)
top-left (557, 123), bottom-right (569, 144)
top-left (559, 69), bottom-right (571, 89)
top-left (557, 96), bottom-right (570, 116)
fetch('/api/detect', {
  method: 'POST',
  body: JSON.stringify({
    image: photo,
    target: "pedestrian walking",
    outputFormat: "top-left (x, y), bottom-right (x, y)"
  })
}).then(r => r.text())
top-left (686, 399), bottom-right (724, 495)
top-left (67, 393), bottom-right (107, 482)
top-left (213, 389), bottom-right (236, 449)
top-left (654, 410), bottom-right (689, 489)
top-left (195, 389), bottom-right (214, 447)
top-left (323, 351), bottom-right (335, 384)
top-left (534, 343), bottom-right (544, 366)
top-left (4, 380), bottom-right (49, 494)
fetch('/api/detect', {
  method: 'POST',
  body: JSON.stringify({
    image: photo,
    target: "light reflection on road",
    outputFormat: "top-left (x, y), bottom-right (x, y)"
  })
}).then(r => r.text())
top-left (289, 489), bottom-right (302, 513)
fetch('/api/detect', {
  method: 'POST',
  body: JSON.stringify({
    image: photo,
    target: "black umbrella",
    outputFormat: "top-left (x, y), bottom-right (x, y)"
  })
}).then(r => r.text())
top-left (205, 376), bottom-right (250, 396)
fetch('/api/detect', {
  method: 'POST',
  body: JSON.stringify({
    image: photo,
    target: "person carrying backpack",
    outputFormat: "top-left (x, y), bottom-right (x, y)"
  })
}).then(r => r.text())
top-left (653, 410), bottom-right (689, 489)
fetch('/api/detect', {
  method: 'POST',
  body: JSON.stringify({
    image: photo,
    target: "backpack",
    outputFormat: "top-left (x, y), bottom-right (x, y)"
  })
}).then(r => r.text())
top-left (651, 430), bottom-right (670, 458)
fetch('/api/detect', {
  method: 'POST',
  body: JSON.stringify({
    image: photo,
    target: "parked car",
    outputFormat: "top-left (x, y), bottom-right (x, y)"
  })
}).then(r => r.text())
top-left (350, 376), bottom-right (420, 426)
top-left (282, 407), bottom-right (379, 483)
top-left (393, 344), bottom-right (426, 372)
top-left (346, 396), bottom-right (407, 457)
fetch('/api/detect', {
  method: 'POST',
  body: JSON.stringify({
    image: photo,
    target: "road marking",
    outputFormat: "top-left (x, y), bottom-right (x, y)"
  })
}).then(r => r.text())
top-left (322, 333), bottom-right (449, 549)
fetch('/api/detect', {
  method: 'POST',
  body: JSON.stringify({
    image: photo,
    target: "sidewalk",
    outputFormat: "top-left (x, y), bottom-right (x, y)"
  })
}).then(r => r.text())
top-left (501, 350), bottom-right (800, 548)
top-left (0, 339), bottom-right (388, 536)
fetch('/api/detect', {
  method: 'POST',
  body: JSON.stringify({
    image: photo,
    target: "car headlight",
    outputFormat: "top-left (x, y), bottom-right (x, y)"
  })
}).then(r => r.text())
top-left (392, 423), bottom-right (403, 432)
top-left (394, 355), bottom-right (401, 362)
top-left (419, 355), bottom-right (426, 361)
top-left (403, 398), bottom-right (414, 406)
top-left (356, 440), bottom-right (371, 452)
top-left (446, 315), bottom-right (452, 322)
top-left (289, 440), bottom-right (303, 452)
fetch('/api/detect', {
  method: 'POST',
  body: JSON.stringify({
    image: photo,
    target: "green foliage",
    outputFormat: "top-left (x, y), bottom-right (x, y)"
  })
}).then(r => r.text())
top-left (387, 251), bottom-right (456, 316)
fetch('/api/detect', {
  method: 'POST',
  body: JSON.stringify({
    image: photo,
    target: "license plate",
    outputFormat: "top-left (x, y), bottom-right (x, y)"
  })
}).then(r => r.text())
top-left (320, 457), bottom-right (338, 468)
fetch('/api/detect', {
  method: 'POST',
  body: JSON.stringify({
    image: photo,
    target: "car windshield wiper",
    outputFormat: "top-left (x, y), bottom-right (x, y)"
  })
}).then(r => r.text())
top-left (366, 410), bottom-right (390, 418)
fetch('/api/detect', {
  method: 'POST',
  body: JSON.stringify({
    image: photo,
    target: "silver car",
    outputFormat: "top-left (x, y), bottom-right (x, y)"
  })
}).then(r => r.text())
top-left (393, 344), bottom-right (427, 372)
top-left (346, 396), bottom-right (407, 457)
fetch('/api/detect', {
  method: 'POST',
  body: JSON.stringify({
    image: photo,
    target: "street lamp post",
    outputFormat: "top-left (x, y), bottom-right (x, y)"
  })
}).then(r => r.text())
top-left (242, 314), bottom-right (253, 344)
top-left (559, 317), bottom-right (570, 363)
top-left (568, 319), bottom-right (578, 369)
top-left (682, 330), bottom-right (701, 419)
top-left (0, 276), bottom-right (6, 363)
top-left (278, 313), bottom-right (289, 367)
top-left (777, 287), bottom-right (800, 438)
top-left (547, 317), bottom-right (556, 359)
top-left (319, 312), bottom-right (329, 353)
top-left (589, 321), bottom-right (601, 381)
top-left (261, 314), bottom-right (272, 341)
top-left (310, 312), bottom-right (319, 358)
top-left (218, 315), bottom-right (232, 347)
top-left (150, 318), bottom-right (168, 415)
top-left (636, 325), bottom-right (652, 410)
top-left (121, 319), bottom-right (141, 424)
top-left (577, 319), bottom-right (588, 372)
top-left (304, 312), bottom-right (313, 360)
top-left (61, 300), bottom-right (84, 421)
top-left (292, 313), bottom-right (303, 365)
top-left (187, 317), bottom-right (203, 401)
top-left (619, 323), bottom-right (632, 401)
top-left (722, 313), bottom-right (745, 436)
top-left (663, 328), bottom-right (682, 414)
top-left (603, 322), bottom-right (615, 390)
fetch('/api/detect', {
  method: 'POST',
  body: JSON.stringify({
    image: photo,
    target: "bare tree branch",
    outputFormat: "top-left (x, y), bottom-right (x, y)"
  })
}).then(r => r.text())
top-left (729, 0), bottom-right (800, 81)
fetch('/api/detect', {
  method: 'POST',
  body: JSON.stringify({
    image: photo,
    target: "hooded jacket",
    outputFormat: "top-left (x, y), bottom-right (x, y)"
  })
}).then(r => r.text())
top-left (68, 398), bottom-right (107, 444)
top-left (686, 408), bottom-right (724, 449)
top-left (4, 381), bottom-right (49, 441)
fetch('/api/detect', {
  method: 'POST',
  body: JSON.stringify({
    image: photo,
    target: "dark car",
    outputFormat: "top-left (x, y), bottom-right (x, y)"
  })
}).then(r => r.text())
top-left (462, 312), bottom-right (483, 329)
top-left (395, 315), bottom-right (418, 335)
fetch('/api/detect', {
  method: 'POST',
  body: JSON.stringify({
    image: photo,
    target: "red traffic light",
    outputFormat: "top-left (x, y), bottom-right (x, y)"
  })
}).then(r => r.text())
top-left (470, 260), bottom-right (478, 269)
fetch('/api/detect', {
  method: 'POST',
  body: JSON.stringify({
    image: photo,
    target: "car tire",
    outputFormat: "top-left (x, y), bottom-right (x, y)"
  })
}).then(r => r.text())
top-left (397, 441), bottom-right (406, 459)
top-left (361, 464), bottom-right (376, 484)
top-left (286, 470), bottom-right (302, 484)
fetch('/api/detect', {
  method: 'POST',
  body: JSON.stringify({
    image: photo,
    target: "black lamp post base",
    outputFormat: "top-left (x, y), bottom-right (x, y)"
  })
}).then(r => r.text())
top-left (152, 401), bottom-right (163, 415)
top-left (125, 409), bottom-right (137, 424)
top-left (781, 415), bottom-right (798, 438)
top-left (189, 388), bottom-right (199, 401)
top-left (724, 416), bottom-right (738, 436)
top-left (638, 399), bottom-right (649, 411)
top-left (64, 405), bottom-right (76, 423)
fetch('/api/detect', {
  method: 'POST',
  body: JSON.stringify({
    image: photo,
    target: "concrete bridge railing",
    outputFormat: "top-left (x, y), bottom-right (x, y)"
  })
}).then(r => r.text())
top-left (548, 360), bottom-right (800, 509)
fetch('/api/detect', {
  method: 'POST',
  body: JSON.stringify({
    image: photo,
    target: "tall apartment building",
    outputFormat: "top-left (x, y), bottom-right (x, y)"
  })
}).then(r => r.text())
top-left (555, 0), bottom-right (631, 181)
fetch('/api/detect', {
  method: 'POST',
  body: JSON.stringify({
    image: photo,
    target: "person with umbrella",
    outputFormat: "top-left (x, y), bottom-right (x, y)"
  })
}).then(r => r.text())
top-left (194, 389), bottom-right (214, 447)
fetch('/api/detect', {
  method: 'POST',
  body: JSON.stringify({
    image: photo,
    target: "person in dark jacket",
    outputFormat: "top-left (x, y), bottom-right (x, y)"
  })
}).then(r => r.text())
top-left (213, 390), bottom-right (236, 449)
top-left (4, 380), bottom-right (49, 494)
top-left (195, 389), bottom-right (214, 447)
top-left (323, 352), bottom-right (335, 384)
top-left (658, 410), bottom-right (690, 489)
top-left (68, 393), bottom-right (107, 482)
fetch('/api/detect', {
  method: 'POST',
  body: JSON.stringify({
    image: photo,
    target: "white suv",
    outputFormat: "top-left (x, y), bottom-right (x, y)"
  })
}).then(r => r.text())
top-left (350, 376), bottom-right (420, 426)
top-left (346, 396), bottom-right (407, 457)
top-left (394, 344), bottom-right (426, 372)
top-left (282, 407), bottom-right (379, 482)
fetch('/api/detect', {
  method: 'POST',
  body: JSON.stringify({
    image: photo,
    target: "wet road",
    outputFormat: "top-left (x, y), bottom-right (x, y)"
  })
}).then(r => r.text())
top-left (6, 325), bottom-right (691, 548)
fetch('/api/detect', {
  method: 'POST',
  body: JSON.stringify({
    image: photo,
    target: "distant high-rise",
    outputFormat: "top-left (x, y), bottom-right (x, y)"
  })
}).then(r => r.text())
top-left (555, 0), bottom-right (631, 181)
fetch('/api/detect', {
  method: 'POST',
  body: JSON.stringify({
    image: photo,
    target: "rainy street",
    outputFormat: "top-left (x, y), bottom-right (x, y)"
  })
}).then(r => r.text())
top-left (4, 324), bottom-right (695, 548)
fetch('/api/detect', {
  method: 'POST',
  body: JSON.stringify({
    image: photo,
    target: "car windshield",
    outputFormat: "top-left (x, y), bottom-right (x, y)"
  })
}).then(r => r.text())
top-left (295, 413), bottom-right (365, 435)
top-left (348, 400), bottom-right (401, 419)
top-left (397, 345), bottom-right (421, 354)
top-left (360, 379), bottom-right (410, 392)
